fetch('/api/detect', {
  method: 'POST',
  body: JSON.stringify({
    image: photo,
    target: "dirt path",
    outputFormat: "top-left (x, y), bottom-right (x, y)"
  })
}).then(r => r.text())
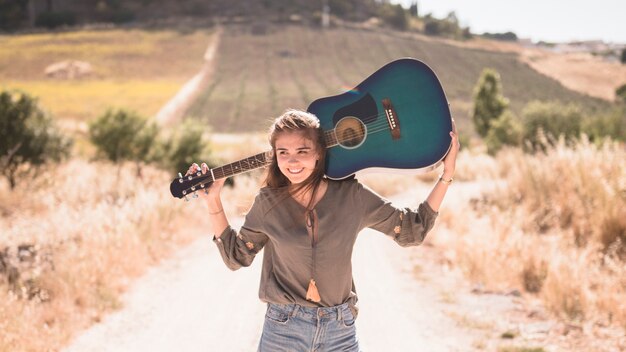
top-left (62, 182), bottom-right (540, 352)
top-left (154, 26), bottom-right (223, 126)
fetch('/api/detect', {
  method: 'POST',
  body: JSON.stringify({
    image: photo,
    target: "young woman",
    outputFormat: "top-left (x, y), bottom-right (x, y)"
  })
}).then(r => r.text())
top-left (186, 109), bottom-right (459, 351)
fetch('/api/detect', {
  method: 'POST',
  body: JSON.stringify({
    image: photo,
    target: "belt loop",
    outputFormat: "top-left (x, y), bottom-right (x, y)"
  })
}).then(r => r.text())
top-left (290, 304), bottom-right (299, 318)
top-left (337, 306), bottom-right (343, 321)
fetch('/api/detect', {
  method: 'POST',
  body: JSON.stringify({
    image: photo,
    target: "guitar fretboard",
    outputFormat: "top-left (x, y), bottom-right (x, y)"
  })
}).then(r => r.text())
top-left (211, 152), bottom-right (271, 180)
top-left (209, 128), bottom-right (339, 181)
top-left (323, 130), bottom-right (339, 148)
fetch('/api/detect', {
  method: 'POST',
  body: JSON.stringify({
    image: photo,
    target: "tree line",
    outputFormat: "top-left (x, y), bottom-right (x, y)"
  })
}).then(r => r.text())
top-left (0, 0), bottom-right (478, 40)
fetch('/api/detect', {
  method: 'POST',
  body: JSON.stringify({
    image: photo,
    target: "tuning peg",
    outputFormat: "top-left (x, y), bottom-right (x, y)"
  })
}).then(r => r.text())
top-left (184, 195), bottom-right (190, 202)
top-left (192, 192), bottom-right (199, 199)
top-left (178, 172), bottom-right (183, 178)
top-left (204, 189), bottom-right (209, 195)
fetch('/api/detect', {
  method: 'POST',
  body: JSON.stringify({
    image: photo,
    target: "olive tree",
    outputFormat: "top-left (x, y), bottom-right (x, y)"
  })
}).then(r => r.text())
top-left (0, 90), bottom-right (71, 189)
top-left (88, 108), bottom-right (158, 177)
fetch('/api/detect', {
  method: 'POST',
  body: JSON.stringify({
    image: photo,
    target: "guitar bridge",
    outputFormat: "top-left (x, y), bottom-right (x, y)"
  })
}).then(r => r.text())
top-left (382, 98), bottom-right (401, 140)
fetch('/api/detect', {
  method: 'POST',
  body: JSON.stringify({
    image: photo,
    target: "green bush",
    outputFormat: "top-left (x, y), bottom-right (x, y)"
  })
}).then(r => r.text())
top-left (89, 109), bottom-right (158, 176)
top-left (0, 0), bottom-right (26, 30)
top-left (582, 108), bottom-right (626, 143)
top-left (482, 31), bottom-right (518, 41)
top-left (471, 68), bottom-right (509, 138)
top-left (155, 121), bottom-right (234, 187)
top-left (485, 110), bottom-right (523, 155)
top-left (35, 11), bottom-right (77, 28)
top-left (616, 83), bottom-right (626, 103)
top-left (422, 12), bottom-right (467, 39)
top-left (377, 3), bottom-right (409, 31)
top-left (158, 120), bottom-right (211, 175)
top-left (0, 90), bottom-right (71, 189)
top-left (521, 101), bottom-right (583, 151)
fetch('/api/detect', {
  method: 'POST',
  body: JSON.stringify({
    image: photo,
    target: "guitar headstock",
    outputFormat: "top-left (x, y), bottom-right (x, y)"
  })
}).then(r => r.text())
top-left (169, 171), bottom-right (214, 200)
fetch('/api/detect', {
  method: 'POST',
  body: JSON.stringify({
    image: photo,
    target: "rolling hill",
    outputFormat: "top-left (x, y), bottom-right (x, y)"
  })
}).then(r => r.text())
top-left (187, 24), bottom-right (609, 133)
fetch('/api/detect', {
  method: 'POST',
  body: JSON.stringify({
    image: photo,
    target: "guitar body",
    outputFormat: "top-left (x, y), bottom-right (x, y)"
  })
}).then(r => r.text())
top-left (307, 58), bottom-right (452, 180)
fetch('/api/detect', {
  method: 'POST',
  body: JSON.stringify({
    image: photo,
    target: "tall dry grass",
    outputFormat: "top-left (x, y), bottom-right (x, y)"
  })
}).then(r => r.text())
top-left (0, 160), bottom-right (219, 352)
top-left (437, 138), bottom-right (626, 331)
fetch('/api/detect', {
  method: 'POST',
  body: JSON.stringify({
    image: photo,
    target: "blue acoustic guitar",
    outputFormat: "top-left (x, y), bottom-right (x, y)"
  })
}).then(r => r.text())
top-left (170, 58), bottom-right (452, 199)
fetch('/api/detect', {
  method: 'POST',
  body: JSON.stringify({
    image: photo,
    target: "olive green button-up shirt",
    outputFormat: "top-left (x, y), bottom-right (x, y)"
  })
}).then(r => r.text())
top-left (213, 178), bottom-right (438, 316)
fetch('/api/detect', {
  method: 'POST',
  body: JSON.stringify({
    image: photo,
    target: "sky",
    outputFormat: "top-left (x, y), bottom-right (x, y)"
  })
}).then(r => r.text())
top-left (391, 0), bottom-right (625, 44)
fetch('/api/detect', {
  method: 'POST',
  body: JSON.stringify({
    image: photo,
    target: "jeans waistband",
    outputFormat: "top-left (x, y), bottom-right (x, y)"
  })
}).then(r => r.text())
top-left (267, 302), bottom-right (351, 322)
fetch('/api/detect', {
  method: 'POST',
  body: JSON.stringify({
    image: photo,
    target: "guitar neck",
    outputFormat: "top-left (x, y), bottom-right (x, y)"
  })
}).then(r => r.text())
top-left (323, 129), bottom-right (339, 148)
top-left (210, 151), bottom-right (271, 181)
top-left (213, 131), bottom-right (338, 180)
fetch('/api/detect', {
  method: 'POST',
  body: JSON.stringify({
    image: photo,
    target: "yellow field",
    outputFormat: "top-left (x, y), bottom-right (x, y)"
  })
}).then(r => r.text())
top-left (0, 28), bottom-right (213, 124)
top-left (2, 79), bottom-right (181, 121)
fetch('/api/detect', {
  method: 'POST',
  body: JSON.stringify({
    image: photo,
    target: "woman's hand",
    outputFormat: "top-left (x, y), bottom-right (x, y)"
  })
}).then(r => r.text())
top-left (186, 163), bottom-right (229, 236)
top-left (185, 163), bottom-right (226, 206)
top-left (442, 119), bottom-right (460, 178)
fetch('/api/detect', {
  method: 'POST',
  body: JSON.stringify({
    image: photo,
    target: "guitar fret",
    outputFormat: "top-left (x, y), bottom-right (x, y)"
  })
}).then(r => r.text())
top-left (324, 130), bottom-right (337, 147)
top-left (210, 152), bottom-right (269, 180)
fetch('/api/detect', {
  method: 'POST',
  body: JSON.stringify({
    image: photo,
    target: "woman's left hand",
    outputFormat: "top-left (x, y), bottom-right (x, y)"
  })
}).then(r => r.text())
top-left (442, 119), bottom-right (460, 178)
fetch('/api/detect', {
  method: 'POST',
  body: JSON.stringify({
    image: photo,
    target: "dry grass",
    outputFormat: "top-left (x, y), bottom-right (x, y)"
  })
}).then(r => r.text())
top-left (436, 139), bottom-right (626, 331)
top-left (438, 34), bottom-right (625, 103)
top-left (0, 160), bottom-right (221, 352)
top-left (520, 50), bottom-right (626, 102)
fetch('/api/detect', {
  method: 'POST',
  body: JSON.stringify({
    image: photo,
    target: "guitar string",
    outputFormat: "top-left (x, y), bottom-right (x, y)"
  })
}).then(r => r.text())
top-left (323, 111), bottom-right (398, 145)
top-left (323, 103), bottom-right (421, 140)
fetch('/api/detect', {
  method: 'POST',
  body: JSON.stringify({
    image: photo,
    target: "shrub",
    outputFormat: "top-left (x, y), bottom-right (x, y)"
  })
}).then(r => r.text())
top-left (377, 3), bottom-right (409, 31)
top-left (482, 31), bottom-right (518, 41)
top-left (155, 121), bottom-right (233, 188)
top-left (582, 108), bottom-right (626, 143)
top-left (158, 120), bottom-right (211, 175)
top-left (471, 68), bottom-right (509, 138)
top-left (521, 101), bottom-right (583, 151)
top-left (616, 83), bottom-right (626, 103)
top-left (88, 109), bottom-right (158, 176)
top-left (484, 110), bottom-right (523, 155)
top-left (422, 12), bottom-right (467, 39)
top-left (35, 11), bottom-right (77, 29)
top-left (0, 0), bottom-right (26, 30)
top-left (0, 90), bottom-right (71, 189)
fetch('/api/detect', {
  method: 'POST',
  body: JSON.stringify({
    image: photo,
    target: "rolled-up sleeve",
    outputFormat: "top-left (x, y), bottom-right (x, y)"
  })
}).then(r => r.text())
top-left (358, 182), bottom-right (438, 247)
top-left (213, 195), bottom-right (268, 270)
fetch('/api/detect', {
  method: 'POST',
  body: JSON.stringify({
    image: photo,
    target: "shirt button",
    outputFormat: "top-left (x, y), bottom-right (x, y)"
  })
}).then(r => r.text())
top-left (318, 311), bottom-right (323, 317)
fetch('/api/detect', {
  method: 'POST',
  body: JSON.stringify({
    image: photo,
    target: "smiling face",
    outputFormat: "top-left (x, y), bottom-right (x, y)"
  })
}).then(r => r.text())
top-left (274, 131), bottom-right (320, 185)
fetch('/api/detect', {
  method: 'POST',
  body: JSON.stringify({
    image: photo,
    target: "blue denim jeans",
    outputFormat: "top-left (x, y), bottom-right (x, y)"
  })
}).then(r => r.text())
top-left (257, 303), bottom-right (361, 352)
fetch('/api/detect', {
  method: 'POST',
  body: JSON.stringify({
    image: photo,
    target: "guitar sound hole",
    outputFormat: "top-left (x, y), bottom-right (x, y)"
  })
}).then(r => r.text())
top-left (335, 116), bottom-right (366, 149)
top-left (342, 128), bottom-right (360, 147)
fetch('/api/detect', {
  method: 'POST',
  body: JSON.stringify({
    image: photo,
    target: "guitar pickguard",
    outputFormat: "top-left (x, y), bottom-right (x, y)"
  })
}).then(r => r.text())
top-left (332, 93), bottom-right (378, 126)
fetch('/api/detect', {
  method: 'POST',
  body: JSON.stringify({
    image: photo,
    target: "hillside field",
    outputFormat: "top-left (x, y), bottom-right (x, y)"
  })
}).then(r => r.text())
top-left (0, 23), bottom-right (611, 137)
top-left (187, 24), bottom-right (609, 133)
